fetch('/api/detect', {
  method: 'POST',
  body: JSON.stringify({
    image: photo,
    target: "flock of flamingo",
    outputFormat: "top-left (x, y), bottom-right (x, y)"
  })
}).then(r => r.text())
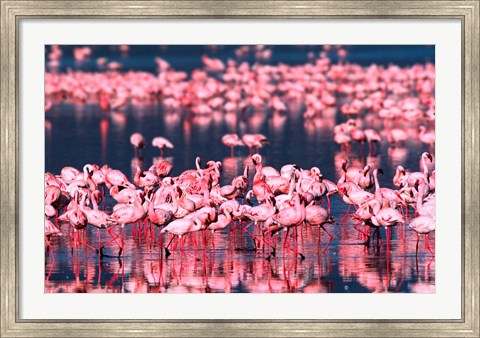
top-left (45, 140), bottom-right (435, 262)
top-left (44, 45), bottom-right (436, 292)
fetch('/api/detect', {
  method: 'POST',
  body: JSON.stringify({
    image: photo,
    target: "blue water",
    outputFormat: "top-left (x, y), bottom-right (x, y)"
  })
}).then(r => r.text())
top-left (46, 45), bottom-right (434, 73)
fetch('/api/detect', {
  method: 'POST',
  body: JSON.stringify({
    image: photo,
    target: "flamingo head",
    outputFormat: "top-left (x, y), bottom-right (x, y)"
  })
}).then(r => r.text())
top-left (83, 164), bottom-right (94, 178)
top-left (216, 161), bottom-right (223, 173)
top-left (310, 167), bottom-right (321, 177)
top-left (245, 191), bottom-right (254, 206)
top-left (363, 165), bottom-right (370, 176)
top-left (268, 196), bottom-right (276, 207)
top-left (251, 154), bottom-right (262, 166)
top-left (423, 152), bottom-right (433, 162)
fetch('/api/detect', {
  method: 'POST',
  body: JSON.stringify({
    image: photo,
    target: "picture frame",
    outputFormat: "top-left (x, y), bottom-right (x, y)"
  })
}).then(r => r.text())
top-left (1, 1), bottom-right (478, 336)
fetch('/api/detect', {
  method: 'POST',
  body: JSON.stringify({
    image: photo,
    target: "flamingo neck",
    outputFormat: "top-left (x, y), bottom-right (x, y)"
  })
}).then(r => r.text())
top-left (374, 171), bottom-right (381, 191)
top-left (422, 155), bottom-right (429, 175)
top-left (92, 195), bottom-right (99, 211)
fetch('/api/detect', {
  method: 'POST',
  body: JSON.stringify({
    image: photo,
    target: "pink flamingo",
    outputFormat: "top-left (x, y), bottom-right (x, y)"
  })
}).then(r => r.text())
top-left (109, 198), bottom-right (146, 256)
top-left (415, 183), bottom-right (435, 218)
top-left (367, 204), bottom-right (405, 245)
top-left (409, 215), bottom-right (435, 255)
top-left (45, 218), bottom-right (61, 257)
top-left (242, 134), bottom-right (268, 154)
top-left (152, 136), bottom-right (174, 157)
top-left (149, 160), bottom-right (173, 178)
top-left (272, 194), bottom-right (306, 260)
top-left (80, 190), bottom-right (116, 255)
top-left (161, 218), bottom-right (204, 257)
top-left (305, 202), bottom-right (334, 247)
top-left (364, 129), bottom-right (381, 153)
top-left (130, 132), bottom-right (145, 155)
top-left (407, 152), bottom-right (433, 188)
top-left (387, 128), bottom-right (407, 145)
top-left (105, 169), bottom-right (135, 189)
top-left (372, 168), bottom-right (402, 208)
top-left (221, 133), bottom-right (244, 156)
top-left (207, 206), bottom-right (234, 249)
top-left (418, 126), bottom-right (435, 151)
top-left (146, 193), bottom-right (174, 244)
top-left (68, 192), bottom-right (97, 252)
top-left (350, 128), bottom-right (366, 146)
top-left (60, 166), bottom-right (81, 184)
top-left (393, 165), bottom-right (408, 187)
top-left (134, 167), bottom-right (159, 188)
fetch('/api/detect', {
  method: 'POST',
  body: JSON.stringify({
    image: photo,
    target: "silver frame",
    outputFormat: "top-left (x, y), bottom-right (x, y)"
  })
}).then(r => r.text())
top-left (1, 1), bottom-right (478, 337)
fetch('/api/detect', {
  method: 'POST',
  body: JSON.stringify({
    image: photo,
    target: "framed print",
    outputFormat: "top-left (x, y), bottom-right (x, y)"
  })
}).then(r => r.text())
top-left (1, 1), bottom-right (479, 337)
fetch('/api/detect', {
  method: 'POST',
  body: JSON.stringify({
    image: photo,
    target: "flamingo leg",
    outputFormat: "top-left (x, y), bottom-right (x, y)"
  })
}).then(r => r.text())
top-left (101, 227), bottom-right (122, 253)
top-left (340, 204), bottom-right (352, 223)
top-left (283, 227), bottom-right (305, 260)
top-left (164, 235), bottom-right (176, 258)
top-left (320, 225), bottom-right (334, 253)
top-left (425, 234), bottom-right (434, 256)
top-left (415, 233), bottom-right (420, 254)
top-left (118, 224), bottom-right (125, 257)
top-left (77, 230), bottom-right (98, 253)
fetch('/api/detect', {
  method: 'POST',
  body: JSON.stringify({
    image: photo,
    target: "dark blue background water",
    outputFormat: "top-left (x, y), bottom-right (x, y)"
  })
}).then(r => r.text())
top-left (47, 45), bottom-right (434, 73)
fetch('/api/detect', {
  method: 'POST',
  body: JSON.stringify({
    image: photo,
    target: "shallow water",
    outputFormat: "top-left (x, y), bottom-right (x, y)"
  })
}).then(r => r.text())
top-left (45, 45), bottom-right (435, 293)
top-left (45, 212), bottom-right (435, 293)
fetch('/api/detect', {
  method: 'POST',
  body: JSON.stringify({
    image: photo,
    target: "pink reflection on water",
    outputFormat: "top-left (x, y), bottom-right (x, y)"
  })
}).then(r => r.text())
top-left (45, 219), bottom-right (435, 293)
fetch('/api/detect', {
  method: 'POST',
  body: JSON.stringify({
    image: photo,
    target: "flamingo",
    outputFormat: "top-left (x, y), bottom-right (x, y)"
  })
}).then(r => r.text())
top-left (152, 136), bottom-right (174, 157)
top-left (364, 128), bottom-right (381, 153)
top-left (409, 215), bottom-right (435, 255)
top-left (161, 218), bottom-right (204, 257)
top-left (80, 190), bottom-right (116, 255)
top-left (207, 207), bottom-right (233, 249)
top-left (221, 133), bottom-right (244, 156)
top-left (372, 168), bottom-right (402, 208)
top-left (407, 152), bottom-right (433, 188)
top-left (418, 126), bottom-right (435, 151)
top-left (105, 169), bottom-right (135, 189)
top-left (68, 192), bottom-right (97, 253)
top-left (145, 193), bottom-right (174, 244)
top-left (44, 218), bottom-right (61, 258)
top-left (109, 198), bottom-right (146, 256)
top-left (242, 134), bottom-right (268, 154)
top-left (305, 202), bottom-right (334, 247)
top-left (271, 194), bottom-right (306, 260)
top-left (130, 132), bottom-right (145, 155)
top-left (387, 128), bottom-right (407, 145)
top-left (134, 167), bottom-right (159, 188)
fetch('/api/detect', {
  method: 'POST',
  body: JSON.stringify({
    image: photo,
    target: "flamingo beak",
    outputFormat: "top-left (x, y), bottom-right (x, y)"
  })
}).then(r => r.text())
top-left (378, 168), bottom-right (384, 175)
top-left (427, 153), bottom-right (433, 162)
